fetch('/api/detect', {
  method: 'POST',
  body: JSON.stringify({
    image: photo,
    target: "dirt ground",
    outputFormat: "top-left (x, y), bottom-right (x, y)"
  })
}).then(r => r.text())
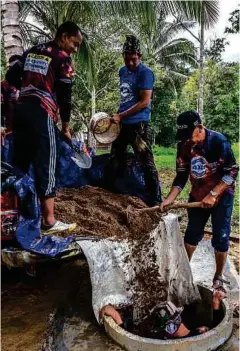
top-left (1, 260), bottom-right (87, 351)
top-left (1, 174), bottom-right (239, 351)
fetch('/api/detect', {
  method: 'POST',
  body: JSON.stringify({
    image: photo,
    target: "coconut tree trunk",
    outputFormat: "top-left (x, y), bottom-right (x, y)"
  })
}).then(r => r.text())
top-left (198, 9), bottom-right (205, 120)
top-left (91, 85), bottom-right (96, 117)
top-left (1, 0), bottom-right (23, 62)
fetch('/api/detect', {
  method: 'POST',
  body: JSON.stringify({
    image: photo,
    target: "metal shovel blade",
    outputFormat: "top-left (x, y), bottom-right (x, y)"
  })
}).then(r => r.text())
top-left (71, 153), bottom-right (92, 169)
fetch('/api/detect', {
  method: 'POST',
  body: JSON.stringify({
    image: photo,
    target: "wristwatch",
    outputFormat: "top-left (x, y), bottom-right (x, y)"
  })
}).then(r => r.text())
top-left (210, 190), bottom-right (219, 198)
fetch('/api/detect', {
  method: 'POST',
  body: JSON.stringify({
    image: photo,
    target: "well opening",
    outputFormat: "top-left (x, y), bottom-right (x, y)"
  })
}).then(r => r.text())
top-left (118, 285), bottom-right (224, 339)
top-left (104, 285), bottom-right (233, 351)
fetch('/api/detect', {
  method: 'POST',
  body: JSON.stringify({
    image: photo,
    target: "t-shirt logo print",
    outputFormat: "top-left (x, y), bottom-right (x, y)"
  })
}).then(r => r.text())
top-left (191, 156), bottom-right (207, 178)
top-left (24, 53), bottom-right (52, 76)
top-left (120, 82), bottom-right (134, 103)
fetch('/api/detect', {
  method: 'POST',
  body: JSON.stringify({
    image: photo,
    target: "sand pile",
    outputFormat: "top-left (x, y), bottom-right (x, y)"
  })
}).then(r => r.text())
top-left (54, 186), bottom-right (160, 239)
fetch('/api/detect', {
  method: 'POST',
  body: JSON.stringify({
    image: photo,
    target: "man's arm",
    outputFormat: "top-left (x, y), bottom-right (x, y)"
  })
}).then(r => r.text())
top-left (161, 143), bottom-right (190, 211)
top-left (113, 89), bottom-right (152, 122)
top-left (201, 140), bottom-right (239, 208)
top-left (56, 57), bottom-right (73, 139)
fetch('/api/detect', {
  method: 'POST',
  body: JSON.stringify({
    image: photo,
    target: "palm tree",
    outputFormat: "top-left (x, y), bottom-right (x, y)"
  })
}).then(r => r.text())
top-left (2, 0), bottom-right (219, 118)
top-left (172, 1), bottom-right (220, 118)
top-left (18, 1), bottom-right (219, 66)
top-left (1, 0), bottom-right (23, 62)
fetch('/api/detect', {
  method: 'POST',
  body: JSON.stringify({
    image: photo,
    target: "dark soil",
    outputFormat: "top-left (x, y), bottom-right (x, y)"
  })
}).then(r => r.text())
top-left (1, 261), bottom-right (86, 351)
top-left (54, 186), bottom-right (160, 240)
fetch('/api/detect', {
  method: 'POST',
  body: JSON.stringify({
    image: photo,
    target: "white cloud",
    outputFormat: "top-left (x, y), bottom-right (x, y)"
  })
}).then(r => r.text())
top-left (175, 0), bottom-right (239, 62)
top-left (209, 0), bottom-right (239, 61)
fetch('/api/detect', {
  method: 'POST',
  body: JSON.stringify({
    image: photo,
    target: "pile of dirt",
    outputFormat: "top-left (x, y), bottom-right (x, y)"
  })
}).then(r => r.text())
top-left (54, 186), bottom-right (160, 239)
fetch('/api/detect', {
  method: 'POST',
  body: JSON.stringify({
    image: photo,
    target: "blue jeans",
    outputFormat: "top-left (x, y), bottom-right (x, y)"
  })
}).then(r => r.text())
top-left (184, 191), bottom-right (234, 252)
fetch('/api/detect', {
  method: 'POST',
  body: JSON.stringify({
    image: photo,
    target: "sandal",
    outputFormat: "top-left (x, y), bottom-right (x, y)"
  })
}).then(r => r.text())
top-left (212, 275), bottom-right (230, 293)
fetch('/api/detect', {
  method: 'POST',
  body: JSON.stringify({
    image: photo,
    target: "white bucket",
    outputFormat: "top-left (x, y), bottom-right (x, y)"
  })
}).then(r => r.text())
top-left (90, 112), bottom-right (121, 144)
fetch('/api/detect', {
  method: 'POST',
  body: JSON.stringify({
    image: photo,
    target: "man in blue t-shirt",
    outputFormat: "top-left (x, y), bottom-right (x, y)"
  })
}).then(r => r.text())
top-left (161, 111), bottom-right (238, 291)
top-left (111, 35), bottom-right (161, 206)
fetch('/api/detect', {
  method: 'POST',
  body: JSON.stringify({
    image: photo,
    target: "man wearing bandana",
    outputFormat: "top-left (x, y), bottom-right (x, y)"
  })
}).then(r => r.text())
top-left (111, 35), bottom-right (161, 207)
top-left (161, 111), bottom-right (238, 291)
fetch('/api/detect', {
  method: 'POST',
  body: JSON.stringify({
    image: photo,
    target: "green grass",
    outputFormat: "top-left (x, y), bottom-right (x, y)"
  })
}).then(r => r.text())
top-left (153, 145), bottom-right (176, 169)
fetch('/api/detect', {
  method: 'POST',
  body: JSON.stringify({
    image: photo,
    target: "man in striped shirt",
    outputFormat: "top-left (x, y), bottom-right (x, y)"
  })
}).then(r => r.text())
top-left (161, 111), bottom-right (238, 291)
top-left (6, 22), bottom-right (82, 234)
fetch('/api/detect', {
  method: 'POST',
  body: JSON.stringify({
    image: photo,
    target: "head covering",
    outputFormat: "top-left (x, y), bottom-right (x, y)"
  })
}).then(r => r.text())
top-left (122, 35), bottom-right (141, 55)
top-left (8, 54), bottom-right (22, 67)
top-left (150, 301), bottom-right (183, 336)
top-left (176, 111), bottom-right (202, 141)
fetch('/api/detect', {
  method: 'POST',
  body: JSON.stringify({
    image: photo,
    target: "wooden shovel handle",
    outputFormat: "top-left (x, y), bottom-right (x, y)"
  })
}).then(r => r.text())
top-left (132, 202), bottom-right (202, 215)
top-left (165, 201), bottom-right (202, 211)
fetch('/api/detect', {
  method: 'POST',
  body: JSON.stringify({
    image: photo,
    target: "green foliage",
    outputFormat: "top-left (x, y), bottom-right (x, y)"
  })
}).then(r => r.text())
top-left (205, 38), bottom-right (229, 62)
top-left (204, 62), bottom-right (239, 142)
top-left (1, 40), bottom-right (7, 80)
top-left (71, 46), bottom-right (121, 132)
top-left (175, 72), bottom-right (199, 112)
top-left (224, 8), bottom-right (240, 34)
top-left (151, 73), bottom-right (178, 147)
top-left (176, 61), bottom-right (239, 142)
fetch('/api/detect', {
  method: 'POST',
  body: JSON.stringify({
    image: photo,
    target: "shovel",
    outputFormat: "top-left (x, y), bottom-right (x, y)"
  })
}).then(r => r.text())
top-left (126, 201), bottom-right (202, 224)
top-left (60, 133), bottom-right (92, 169)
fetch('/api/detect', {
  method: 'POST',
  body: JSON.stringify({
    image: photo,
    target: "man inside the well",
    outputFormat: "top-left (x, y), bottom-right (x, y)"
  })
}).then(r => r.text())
top-left (99, 288), bottom-right (225, 339)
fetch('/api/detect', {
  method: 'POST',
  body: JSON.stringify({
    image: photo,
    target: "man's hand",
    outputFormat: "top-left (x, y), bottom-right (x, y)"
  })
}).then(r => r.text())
top-left (201, 193), bottom-right (217, 208)
top-left (111, 114), bottom-right (121, 123)
top-left (160, 198), bottom-right (174, 212)
top-left (99, 305), bottom-right (123, 325)
top-left (1, 127), bottom-right (6, 145)
top-left (1, 127), bottom-right (6, 138)
top-left (61, 122), bottom-right (72, 141)
top-left (61, 129), bottom-right (72, 141)
top-left (212, 289), bottom-right (226, 310)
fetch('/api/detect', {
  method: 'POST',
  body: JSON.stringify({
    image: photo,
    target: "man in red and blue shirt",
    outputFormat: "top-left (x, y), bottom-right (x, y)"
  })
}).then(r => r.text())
top-left (161, 111), bottom-right (238, 291)
top-left (6, 22), bottom-right (82, 234)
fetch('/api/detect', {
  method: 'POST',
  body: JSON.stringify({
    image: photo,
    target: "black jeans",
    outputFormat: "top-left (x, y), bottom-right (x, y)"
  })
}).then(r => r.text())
top-left (111, 122), bottom-right (161, 205)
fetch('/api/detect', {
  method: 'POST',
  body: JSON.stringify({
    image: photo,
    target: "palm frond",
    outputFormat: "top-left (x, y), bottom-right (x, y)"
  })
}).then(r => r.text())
top-left (172, 1), bottom-right (219, 29)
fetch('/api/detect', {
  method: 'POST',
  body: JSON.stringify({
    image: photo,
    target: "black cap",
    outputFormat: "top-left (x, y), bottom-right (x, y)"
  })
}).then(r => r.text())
top-left (122, 35), bottom-right (141, 55)
top-left (176, 111), bottom-right (202, 141)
